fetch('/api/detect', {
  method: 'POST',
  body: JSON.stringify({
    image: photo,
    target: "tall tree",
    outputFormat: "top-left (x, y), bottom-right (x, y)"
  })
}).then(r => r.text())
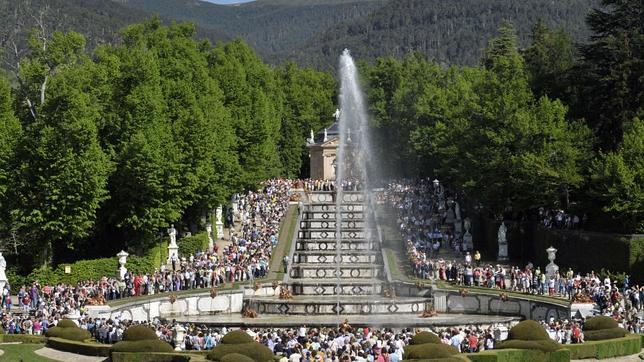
top-left (590, 117), bottom-right (643, 232)
top-left (8, 31), bottom-right (110, 264)
top-left (523, 19), bottom-right (576, 100)
top-left (575, 0), bottom-right (643, 150)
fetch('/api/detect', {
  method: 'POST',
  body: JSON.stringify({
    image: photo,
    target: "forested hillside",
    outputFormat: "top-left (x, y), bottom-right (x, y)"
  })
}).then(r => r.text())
top-left (0, 0), bottom-right (228, 72)
top-left (119, 0), bottom-right (385, 58)
top-left (289, 0), bottom-right (599, 69)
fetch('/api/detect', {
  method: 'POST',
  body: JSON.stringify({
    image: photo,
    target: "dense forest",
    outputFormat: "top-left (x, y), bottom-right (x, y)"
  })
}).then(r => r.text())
top-left (0, 19), bottom-right (335, 272)
top-left (1, 0), bottom-right (599, 70)
top-left (291, 0), bottom-right (600, 69)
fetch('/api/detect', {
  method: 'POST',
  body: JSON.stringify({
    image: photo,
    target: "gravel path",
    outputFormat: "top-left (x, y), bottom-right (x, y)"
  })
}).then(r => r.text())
top-left (34, 347), bottom-right (107, 362)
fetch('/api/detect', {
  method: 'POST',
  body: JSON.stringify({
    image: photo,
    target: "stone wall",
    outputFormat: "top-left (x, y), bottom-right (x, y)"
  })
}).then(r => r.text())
top-left (94, 289), bottom-right (246, 322)
top-left (433, 290), bottom-right (570, 321)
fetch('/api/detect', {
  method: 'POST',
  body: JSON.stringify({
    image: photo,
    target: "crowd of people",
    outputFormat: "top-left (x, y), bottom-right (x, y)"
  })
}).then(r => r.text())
top-left (0, 179), bottom-right (293, 337)
top-left (539, 208), bottom-right (586, 230)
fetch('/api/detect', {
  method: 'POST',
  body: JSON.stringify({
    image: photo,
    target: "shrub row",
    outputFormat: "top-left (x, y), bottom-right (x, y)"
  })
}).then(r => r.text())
top-left (0, 334), bottom-right (45, 343)
top-left (584, 328), bottom-right (628, 341)
top-left (112, 339), bottom-right (174, 353)
top-left (45, 326), bottom-right (91, 341)
top-left (467, 348), bottom-right (570, 362)
top-left (111, 352), bottom-right (191, 362)
top-left (563, 334), bottom-right (641, 359)
top-left (46, 337), bottom-right (112, 357)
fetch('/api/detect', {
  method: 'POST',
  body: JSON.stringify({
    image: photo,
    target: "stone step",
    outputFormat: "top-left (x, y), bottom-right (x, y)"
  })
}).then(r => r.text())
top-left (293, 251), bottom-right (380, 264)
top-left (249, 296), bottom-right (430, 315)
top-left (300, 219), bottom-right (365, 229)
top-left (302, 211), bottom-right (365, 220)
top-left (295, 239), bottom-right (378, 251)
top-left (298, 229), bottom-right (369, 239)
top-left (288, 278), bottom-right (384, 296)
top-left (288, 263), bottom-right (383, 279)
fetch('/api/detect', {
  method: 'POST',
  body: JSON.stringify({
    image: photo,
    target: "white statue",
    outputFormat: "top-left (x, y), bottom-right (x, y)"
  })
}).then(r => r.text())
top-left (0, 252), bottom-right (7, 291)
top-left (333, 108), bottom-right (340, 121)
top-left (308, 129), bottom-right (314, 144)
top-left (497, 222), bottom-right (508, 261)
top-left (168, 224), bottom-right (177, 246)
top-left (215, 206), bottom-right (224, 239)
top-left (323, 128), bottom-right (328, 142)
top-left (497, 222), bottom-right (507, 244)
top-left (464, 217), bottom-right (471, 233)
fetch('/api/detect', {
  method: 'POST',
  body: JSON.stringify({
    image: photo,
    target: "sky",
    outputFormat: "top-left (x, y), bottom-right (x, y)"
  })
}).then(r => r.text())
top-left (203, 0), bottom-right (256, 4)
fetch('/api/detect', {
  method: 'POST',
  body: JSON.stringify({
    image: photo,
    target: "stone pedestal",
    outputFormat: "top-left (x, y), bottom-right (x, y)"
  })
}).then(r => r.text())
top-left (215, 206), bottom-right (224, 239)
top-left (206, 223), bottom-right (214, 251)
top-left (167, 244), bottom-right (179, 265)
top-left (497, 242), bottom-right (508, 261)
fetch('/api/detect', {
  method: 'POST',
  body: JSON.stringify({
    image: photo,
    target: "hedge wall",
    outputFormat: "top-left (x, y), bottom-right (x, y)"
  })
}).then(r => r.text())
top-left (563, 334), bottom-right (641, 359)
top-left (46, 337), bottom-right (112, 357)
top-left (178, 232), bottom-right (209, 257)
top-left (467, 348), bottom-right (570, 362)
top-left (474, 218), bottom-right (644, 282)
top-left (0, 334), bottom-right (45, 343)
top-left (111, 352), bottom-right (191, 362)
top-left (9, 241), bottom-right (168, 286)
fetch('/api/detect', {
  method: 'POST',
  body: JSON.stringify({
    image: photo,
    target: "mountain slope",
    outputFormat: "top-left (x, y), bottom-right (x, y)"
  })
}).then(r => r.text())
top-left (118, 0), bottom-right (386, 57)
top-left (0, 0), bottom-right (228, 71)
top-left (287, 0), bottom-right (599, 69)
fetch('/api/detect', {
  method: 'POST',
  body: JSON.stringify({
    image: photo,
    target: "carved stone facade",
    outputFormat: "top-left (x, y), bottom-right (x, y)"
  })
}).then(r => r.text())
top-left (308, 122), bottom-right (339, 180)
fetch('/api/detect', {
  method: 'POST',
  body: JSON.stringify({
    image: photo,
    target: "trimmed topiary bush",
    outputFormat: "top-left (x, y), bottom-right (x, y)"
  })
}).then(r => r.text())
top-left (403, 343), bottom-right (460, 360)
top-left (47, 337), bottom-right (112, 357)
top-left (206, 342), bottom-right (273, 362)
top-left (507, 320), bottom-right (549, 341)
top-left (111, 339), bottom-right (174, 353)
top-left (584, 327), bottom-right (628, 341)
top-left (111, 352), bottom-right (191, 362)
top-left (57, 320), bottom-right (78, 328)
top-left (221, 353), bottom-right (255, 362)
top-left (584, 316), bottom-right (618, 331)
top-left (495, 339), bottom-right (562, 353)
top-left (220, 330), bottom-right (254, 345)
top-left (411, 331), bottom-right (441, 345)
top-left (45, 325), bottom-right (91, 341)
top-left (122, 325), bottom-right (158, 341)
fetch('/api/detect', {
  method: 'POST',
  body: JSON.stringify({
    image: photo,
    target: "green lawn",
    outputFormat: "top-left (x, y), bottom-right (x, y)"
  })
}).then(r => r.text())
top-left (0, 343), bottom-right (56, 362)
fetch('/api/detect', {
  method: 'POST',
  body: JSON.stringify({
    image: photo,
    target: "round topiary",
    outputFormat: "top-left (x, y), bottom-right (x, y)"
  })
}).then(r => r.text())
top-left (507, 320), bottom-right (549, 341)
top-left (56, 320), bottom-right (78, 328)
top-left (584, 316), bottom-right (618, 331)
top-left (220, 330), bottom-right (254, 345)
top-left (44, 325), bottom-right (91, 341)
top-left (221, 353), bottom-right (255, 362)
top-left (207, 341), bottom-right (273, 362)
top-left (584, 327), bottom-right (628, 341)
top-left (411, 331), bottom-right (441, 345)
top-left (403, 343), bottom-right (459, 360)
top-left (495, 338), bottom-right (562, 353)
top-left (122, 325), bottom-right (158, 341)
top-left (111, 339), bottom-right (174, 353)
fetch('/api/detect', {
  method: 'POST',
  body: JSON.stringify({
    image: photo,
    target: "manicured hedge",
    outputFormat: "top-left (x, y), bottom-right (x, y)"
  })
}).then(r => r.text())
top-left (112, 339), bottom-right (174, 353)
top-left (178, 232), bottom-right (209, 256)
top-left (467, 348), bottom-right (570, 362)
top-left (122, 325), bottom-right (158, 341)
top-left (495, 339), bottom-right (562, 353)
top-left (111, 352), bottom-right (191, 362)
top-left (405, 357), bottom-right (471, 362)
top-left (403, 343), bottom-right (460, 359)
top-left (46, 337), bottom-right (112, 357)
top-left (0, 334), bottom-right (45, 343)
top-left (221, 353), bottom-right (255, 362)
top-left (411, 331), bottom-right (442, 345)
top-left (220, 330), bottom-right (254, 345)
top-left (206, 341), bottom-right (273, 362)
top-left (57, 320), bottom-right (78, 328)
top-left (584, 328), bottom-right (628, 341)
top-left (563, 334), bottom-right (641, 359)
top-left (45, 325), bottom-right (92, 341)
top-left (507, 320), bottom-right (549, 341)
